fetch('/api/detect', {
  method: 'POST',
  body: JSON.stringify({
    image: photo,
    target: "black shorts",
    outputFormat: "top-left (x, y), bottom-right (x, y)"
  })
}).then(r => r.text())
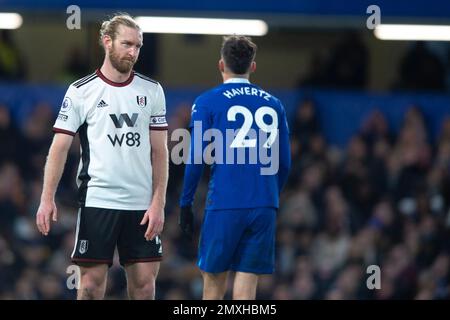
top-left (71, 207), bottom-right (163, 267)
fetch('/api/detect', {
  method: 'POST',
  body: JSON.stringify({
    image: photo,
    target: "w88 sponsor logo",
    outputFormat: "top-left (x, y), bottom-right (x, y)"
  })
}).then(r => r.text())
top-left (107, 113), bottom-right (141, 147)
top-left (108, 132), bottom-right (141, 147)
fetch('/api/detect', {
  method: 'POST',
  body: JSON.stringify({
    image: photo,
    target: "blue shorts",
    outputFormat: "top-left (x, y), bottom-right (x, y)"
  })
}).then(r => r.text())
top-left (197, 207), bottom-right (276, 274)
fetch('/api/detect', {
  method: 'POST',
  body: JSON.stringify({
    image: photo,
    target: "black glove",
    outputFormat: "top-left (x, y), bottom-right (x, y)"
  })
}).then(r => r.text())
top-left (179, 206), bottom-right (194, 240)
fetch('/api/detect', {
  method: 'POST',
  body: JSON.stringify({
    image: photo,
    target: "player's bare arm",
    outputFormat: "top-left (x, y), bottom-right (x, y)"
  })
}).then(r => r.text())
top-left (36, 133), bottom-right (74, 236)
top-left (141, 130), bottom-right (168, 241)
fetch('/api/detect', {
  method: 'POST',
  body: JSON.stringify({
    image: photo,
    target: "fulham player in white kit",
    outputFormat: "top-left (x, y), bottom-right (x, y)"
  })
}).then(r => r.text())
top-left (35, 14), bottom-right (168, 300)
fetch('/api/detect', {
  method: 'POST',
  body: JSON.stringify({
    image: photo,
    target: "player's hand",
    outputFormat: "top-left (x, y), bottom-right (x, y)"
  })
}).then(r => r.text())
top-left (179, 206), bottom-right (194, 240)
top-left (36, 200), bottom-right (58, 236)
top-left (140, 205), bottom-right (164, 241)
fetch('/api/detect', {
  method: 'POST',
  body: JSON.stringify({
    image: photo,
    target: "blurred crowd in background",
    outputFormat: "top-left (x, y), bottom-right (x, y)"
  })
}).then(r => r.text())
top-left (0, 94), bottom-right (449, 299)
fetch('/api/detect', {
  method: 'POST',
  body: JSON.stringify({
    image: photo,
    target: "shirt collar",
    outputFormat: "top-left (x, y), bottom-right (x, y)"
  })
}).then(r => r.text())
top-left (224, 78), bottom-right (251, 84)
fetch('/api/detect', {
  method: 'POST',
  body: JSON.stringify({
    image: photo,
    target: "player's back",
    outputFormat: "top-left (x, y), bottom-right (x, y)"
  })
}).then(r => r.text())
top-left (190, 78), bottom-right (290, 210)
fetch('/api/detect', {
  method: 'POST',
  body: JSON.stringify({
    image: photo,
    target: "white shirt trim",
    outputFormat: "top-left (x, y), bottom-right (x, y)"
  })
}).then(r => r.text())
top-left (224, 78), bottom-right (251, 84)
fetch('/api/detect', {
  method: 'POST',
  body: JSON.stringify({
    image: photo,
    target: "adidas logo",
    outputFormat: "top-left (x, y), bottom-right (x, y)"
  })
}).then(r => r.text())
top-left (97, 100), bottom-right (109, 108)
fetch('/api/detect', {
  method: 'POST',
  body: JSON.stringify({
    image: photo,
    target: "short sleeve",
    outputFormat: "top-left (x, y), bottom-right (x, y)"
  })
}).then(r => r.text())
top-left (150, 83), bottom-right (168, 130)
top-left (53, 85), bottom-right (83, 136)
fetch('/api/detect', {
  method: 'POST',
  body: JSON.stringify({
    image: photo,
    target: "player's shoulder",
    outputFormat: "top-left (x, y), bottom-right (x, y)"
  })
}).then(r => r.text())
top-left (133, 71), bottom-right (161, 88)
top-left (269, 92), bottom-right (284, 108)
top-left (251, 83), bottom-right (284, 107)
top-left (70, 71), bottom-right (99, 90)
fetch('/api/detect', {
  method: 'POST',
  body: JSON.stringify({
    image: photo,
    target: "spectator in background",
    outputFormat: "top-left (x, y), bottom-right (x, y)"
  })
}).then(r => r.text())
top-left (360, 110), bottom-right (393, 149)
top-left (393, 42), bottom-right (446, 92)
top-left (297, 32), bottom-right (369, 90)
top-left (311, 186), bottom-right (351, 290)
top-left (0, 162), bottom-right (26, 242)
top-left (325, 263), bottom-right (365, 300)
top-left (391, 106), bottom-right (432, 205)
top-left (0, 30), bottom-right (26, 81)
top-left (291, 98), bottom-right (321, 153)
top-left (288, 98), bottom-right (324, 189)
top-left (298, 52), bottom-right (327, 89)
top-left (21, 102), bottom-right (55, 180)
top-left (338, 135), bottom-right (374, 226)
top-left (434, 117), bottom-right (450, 210)
top-left (58, 47), bottom-right (90, 84)
top-left (325, 32), bottom-right (369, 89)
top-left (358, 111), bottom-right (392, 204)
top-left (438, 116), bottom-right (450, 145)
top-left (0, 105), bottom-right (26, 168)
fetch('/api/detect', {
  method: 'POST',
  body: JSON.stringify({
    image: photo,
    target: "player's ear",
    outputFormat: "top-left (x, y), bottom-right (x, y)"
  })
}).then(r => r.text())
top-left (218, 59), bottom-right (225, 73)
top-left (250, 61), bottom-right (256, 73)
top-left (103, 35), bottom-right (112, 51)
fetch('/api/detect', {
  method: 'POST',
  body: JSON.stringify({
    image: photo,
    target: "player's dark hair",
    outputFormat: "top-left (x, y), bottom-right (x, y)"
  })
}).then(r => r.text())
top-left (221, 35), bottom-right (257, 75)
top-left (99, 13), bottom-right (141, 49)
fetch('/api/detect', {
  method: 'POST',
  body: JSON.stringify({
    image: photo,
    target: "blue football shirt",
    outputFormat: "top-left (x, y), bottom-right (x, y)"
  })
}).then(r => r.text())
top-left (180, 78), bottom-right (291, 210)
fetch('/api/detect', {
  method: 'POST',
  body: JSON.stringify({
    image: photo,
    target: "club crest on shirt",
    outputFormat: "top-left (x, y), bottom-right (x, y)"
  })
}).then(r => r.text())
top-left (79, 240), bottom-right (88, 254)
top-left (136, 95), bottom-right (147, 108)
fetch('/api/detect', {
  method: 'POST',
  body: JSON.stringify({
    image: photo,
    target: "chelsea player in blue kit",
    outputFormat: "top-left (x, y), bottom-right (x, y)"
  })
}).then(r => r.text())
top-left (179, 36), bottom-right (291, 299)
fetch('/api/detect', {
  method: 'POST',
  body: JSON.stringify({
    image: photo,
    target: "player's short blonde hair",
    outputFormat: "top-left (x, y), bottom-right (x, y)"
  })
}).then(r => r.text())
top-left (99, 13), bottom-right (141, 48)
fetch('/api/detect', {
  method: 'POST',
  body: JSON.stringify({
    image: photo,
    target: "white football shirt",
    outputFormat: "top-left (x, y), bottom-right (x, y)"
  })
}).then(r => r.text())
top-left (53, 69), bottom-right (168, 210)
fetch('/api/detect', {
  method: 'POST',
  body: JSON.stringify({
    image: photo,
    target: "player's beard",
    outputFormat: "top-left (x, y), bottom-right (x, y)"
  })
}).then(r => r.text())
top-left (109, 44), bottom-right (136, 74)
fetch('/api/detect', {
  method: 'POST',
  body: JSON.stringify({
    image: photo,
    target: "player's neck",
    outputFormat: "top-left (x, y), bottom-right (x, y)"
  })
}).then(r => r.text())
top-left (222, 73), bottom-right (249, 83)
top-left (100, 62), bottom-right (132, 83)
